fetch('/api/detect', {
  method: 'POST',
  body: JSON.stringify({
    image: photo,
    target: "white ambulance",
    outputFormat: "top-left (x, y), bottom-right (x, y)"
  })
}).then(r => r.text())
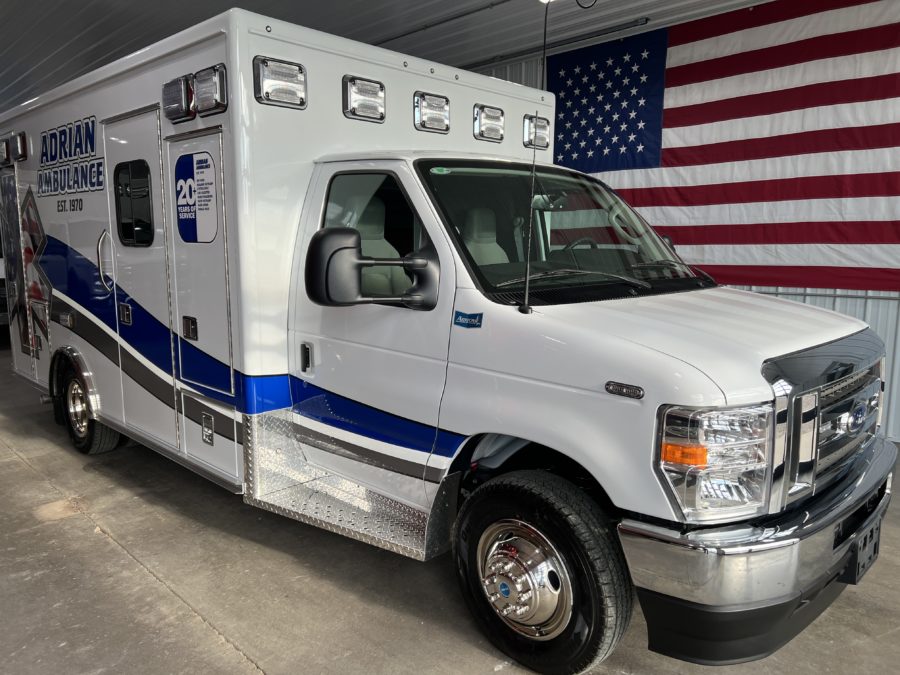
top-left (0, 9), bottom-right (893, 673)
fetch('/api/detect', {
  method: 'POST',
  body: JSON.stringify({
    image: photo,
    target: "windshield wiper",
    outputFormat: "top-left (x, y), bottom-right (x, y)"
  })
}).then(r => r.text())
top-left (496, 268), bottom-right (651, 289)
top-left (629, 258), bottom-right (691, 270)
top-left (630, 259), bottom-right (716, 285)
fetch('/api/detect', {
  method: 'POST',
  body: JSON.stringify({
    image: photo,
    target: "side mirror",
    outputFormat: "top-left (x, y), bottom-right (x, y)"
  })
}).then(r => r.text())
top-left (661, 234), bottom-right (675, 251)
top-left (305, 227), bottom-right (439, 310)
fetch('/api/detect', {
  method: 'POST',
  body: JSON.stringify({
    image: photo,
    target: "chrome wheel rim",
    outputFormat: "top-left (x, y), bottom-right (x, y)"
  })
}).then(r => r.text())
top-left (476, 518), bottom-right (574, 641)
top-left (66, 379), bottom-right (89, 439)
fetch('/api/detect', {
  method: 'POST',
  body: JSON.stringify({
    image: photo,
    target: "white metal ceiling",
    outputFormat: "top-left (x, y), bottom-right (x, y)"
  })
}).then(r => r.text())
top-left (0, 0), bottom-right (765, 113)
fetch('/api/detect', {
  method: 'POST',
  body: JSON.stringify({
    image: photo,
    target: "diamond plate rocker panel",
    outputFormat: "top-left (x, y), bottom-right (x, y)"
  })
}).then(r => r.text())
top-left (243, 411), bottom-right (430, 560)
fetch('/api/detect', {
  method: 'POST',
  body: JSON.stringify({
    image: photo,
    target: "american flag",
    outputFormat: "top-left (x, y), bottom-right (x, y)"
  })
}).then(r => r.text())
top-left (547, 0), bottom-right (900, 291)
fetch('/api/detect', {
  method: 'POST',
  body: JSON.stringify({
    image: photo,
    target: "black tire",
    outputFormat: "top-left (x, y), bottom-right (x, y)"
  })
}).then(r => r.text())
top-left (453, 470), bottom-right (633, 674)
top-left (61, 367), bottom-right (120, 455)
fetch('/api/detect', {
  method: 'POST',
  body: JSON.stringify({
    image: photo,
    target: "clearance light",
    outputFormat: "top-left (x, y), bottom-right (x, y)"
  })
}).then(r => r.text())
top-left (10, 132), bottom-right (27, 161)
top-left (0, 139), bottom-right (9, 165)
top-left (163, 75), bottom-right (195, 123)
top-left (414, 92), bottom-right (450, 133)
top-left (523, 114), bottom-right (550, 149)
top-left (254, 56), bottom-right (307, 109)
top-left (473, 104), bottom-right (504, 142)
top-left (194, 64), bottom-right (227, 116)
top-left (343, 76), bottom-right (385, 122)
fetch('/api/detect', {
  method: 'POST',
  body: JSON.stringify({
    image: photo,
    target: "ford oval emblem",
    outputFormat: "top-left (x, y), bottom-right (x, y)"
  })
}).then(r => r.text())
top-left (848, 403), bottom-right (867, 433)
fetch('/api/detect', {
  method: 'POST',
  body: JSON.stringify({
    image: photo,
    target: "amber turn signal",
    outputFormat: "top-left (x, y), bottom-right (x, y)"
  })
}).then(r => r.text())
top-left (661, 442), bottom-right (707, 467)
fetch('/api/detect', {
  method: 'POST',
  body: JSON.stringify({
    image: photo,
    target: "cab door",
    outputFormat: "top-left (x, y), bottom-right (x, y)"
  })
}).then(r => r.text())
top-left (0, 166), bottom-right (34, 379)
top-left (291, 161), bottom-right (457, 508)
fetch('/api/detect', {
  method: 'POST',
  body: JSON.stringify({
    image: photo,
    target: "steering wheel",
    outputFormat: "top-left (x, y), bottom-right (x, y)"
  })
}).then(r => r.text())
top-left (563, 237), bottom-right (599, 251)
top-left (609, 203), bottom-right (643, 246)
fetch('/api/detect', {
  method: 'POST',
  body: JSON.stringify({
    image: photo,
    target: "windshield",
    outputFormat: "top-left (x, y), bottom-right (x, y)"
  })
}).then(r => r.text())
top-left (417, 160), bottom-right (705, 303)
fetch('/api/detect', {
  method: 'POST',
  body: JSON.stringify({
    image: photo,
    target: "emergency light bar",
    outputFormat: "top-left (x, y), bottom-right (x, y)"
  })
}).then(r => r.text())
top-left (163, 75), bottom-right (195, 123)
top-left (414, 92), bottom-right (450, 134)
top-left (254, 57), bottom-right (307, 109)
top-left (343, 76), bottom-right (385, 122)
top-left (194, 64), bottom-right (228, 117)
top-left (523, 114), bottom-right (550, 149)
top-left (473, 104), bottom-right (504, 142)
top-left (11, 132), bottom-right (27, 161)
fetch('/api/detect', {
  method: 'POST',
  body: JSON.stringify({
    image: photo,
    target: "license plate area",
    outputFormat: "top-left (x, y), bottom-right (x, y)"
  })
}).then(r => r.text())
top-left (839, 517), bottom-right (882, 585)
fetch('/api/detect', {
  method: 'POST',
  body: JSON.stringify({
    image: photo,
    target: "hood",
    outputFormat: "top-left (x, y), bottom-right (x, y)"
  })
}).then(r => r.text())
top-left (535, 286), bottom-right (868, 405)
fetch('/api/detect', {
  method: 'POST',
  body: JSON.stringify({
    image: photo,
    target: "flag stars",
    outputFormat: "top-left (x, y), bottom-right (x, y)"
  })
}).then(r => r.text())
top-left (628, 133), bottom-right (636, 142)
top-left (620, 122), bottom-right (627, 131)
top-left (628, 110), bottom-right (637, 119)
top-left (605, 80), bottom-right (613, 89)
top-left (612, 112), bottom-right (620, 121)
top-left (572, 152), bottom-right (579, 159)
top-left (588, 106), bottom-right (595, 114)
top-left (572, 130), bottom-right (580, 138)
top-left (566, 100), bottom-right (573, 108)
top-left (573, 109), bottom-right (580, 117)
top-left (622, 76), bottom-right (630, 86)
top-left (606, 57), bottom-right (614, 66)
top-left (613, 90), bottom-right (621, 99)
top-left (636, 143), bottom-right (645, 152)
top-left (565, 121), bottom-right (572, 129)
top-left (582, 75), bottom-right (589, 83)
top-left (564, 142), bottom-right (571, 150)
top-left (623, 53), bottom-right (631, 62)
top-left (587, 149), bottom-right (594, 158)
top-left (638, 97), bottom-right (646, 106)
top-left (641, 49), bottom-right (649, 59)
top-left (559, 68), bottom-right (566, 76)
top-left (604, 103), bottom-right (611, 112)
top-left (594, 137), bottom-right (602, 145)
top-left (558, 111), bottom-right (565, 119)
top-left (637, 120), bottom-right (646, 129)
top-left (557, 153), bottom-right (564, 161)
top-left (587, 128), bottom-right (595, 136)
top-left (595, 115), bottom-right (603, 124)
top-left (557, 133), bottom-right (564, 140)
top-left (603, 147), bottom-right (611, 155)
top-left (640, 74), bottom-right (648, 83)
top-left (580, 118), bottom-right (587, 127)
top-left (603, 125), bottom-right (611, 133)
top-left (630, 87), bottom-right (638, 96)
top-left (574, 87), bottom-right (581, 96)
top-left (558, 90), bottom-right (566, 99)
top-left (589, 84), bottom-right (596, 93)
top-left (614, 67), bottom-right (622, 76)
top-left (579, 140), bottom-right (586, 148)
top-left (598, 71), bottom-right (606, 80)
top-left (581, 97), bottom-right (588, 105)
top-left (621, 100), bottom-right (629, 109)
top-left (631, 63), bottom-right (640, 73)
top-left (566, 78), bottom-right (573, 86)
top-left (574, 65), bottom-right (581, 74)
top-left (611, 134), bottom-right (619, 143)
top-left (589, 61), bottom-right (597, 71)
top-left (620, 146), bottom-right (627, 154)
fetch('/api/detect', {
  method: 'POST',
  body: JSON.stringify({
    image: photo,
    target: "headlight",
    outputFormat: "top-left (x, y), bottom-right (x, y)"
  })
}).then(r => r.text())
top-left (658, 404), bottom-right (773, 523)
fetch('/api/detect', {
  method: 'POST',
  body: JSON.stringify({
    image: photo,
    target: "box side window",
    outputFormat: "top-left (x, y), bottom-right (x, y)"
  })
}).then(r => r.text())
top-left (114, 160), bottom-right (153, 247)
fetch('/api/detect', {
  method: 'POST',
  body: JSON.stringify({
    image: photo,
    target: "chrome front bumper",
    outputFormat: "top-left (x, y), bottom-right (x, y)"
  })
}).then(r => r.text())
top-left (619, 435), bottom-right (895, 608)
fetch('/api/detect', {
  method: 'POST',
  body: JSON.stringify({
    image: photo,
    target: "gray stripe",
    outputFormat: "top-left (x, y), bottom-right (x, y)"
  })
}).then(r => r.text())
top-left (293, 421), bottom-right (443, 483)
top-left (182, 393), bottom-right (236, 443)
top-left (50, 295), bottom-right (243, 445)
top-left (51, 295), bottom-right (120, 366)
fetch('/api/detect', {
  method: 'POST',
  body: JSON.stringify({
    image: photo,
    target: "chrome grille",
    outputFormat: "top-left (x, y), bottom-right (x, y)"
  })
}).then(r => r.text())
top-left (762, 328), bottom-right (886, 513)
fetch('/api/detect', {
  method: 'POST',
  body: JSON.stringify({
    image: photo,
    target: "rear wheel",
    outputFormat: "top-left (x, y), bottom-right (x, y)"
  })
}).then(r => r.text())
top-left (454, 470), bottom-right (632, 674)
top-left (62, 368), bottom-right (119, 454)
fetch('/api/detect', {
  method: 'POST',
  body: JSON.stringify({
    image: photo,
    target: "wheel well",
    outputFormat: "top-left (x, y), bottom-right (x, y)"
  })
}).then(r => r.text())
top-left (452, 435), bottom-right (618, 518)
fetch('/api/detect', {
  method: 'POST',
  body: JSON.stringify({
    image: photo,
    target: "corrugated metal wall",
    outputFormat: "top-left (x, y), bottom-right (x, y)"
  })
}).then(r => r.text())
top-left (475, 62), bottom-right (900, 442)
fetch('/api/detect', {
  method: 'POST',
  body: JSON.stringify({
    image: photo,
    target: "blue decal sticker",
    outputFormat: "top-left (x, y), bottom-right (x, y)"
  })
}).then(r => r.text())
top-left (175, 152), bottom-right (218, 243)
top-left (454, 311), bottom-right (483, 329)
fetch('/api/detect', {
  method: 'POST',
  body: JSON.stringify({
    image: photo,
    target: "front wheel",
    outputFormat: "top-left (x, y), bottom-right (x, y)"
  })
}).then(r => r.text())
top-left (453, 470), bottom-right (633, 674)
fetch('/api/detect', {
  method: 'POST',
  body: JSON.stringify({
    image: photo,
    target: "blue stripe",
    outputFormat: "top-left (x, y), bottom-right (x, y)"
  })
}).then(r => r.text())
top-left (290, 377), bottom-right (465, 456)
top-left (38, 235), bottom-right (467, 456)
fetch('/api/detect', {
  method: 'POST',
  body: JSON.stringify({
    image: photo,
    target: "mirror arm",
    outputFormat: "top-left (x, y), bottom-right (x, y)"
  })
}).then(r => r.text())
top-left (361, 256), bottom-right (428, 270)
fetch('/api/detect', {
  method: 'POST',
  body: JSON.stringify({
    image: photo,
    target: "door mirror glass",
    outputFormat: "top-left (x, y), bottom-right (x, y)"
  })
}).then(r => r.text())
top-left (305, 227), bottom-right (438, 310)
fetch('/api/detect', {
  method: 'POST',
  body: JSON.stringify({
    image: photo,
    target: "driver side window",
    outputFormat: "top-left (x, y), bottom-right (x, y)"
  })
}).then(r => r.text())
top-left (323, 173), bottom-right (426, 297)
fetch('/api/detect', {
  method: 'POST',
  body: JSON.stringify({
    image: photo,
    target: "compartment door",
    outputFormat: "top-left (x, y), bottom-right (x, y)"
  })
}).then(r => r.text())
top-left (0, 167), bottom-right (38, 379)
top-left (104, 110), bottom-right (176, 445)
top-left (166, 130), bottom-right (233, 396)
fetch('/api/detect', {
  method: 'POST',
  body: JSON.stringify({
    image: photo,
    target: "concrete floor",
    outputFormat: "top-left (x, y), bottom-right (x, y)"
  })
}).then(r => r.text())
top-left (2, 336), bottom-right (899, 675)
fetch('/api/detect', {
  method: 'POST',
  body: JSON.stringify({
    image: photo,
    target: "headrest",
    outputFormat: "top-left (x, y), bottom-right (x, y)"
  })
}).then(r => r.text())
top-left (463, 208), bottom-right (497, 242)
top-left (356, 197), bottom-right (385, 240)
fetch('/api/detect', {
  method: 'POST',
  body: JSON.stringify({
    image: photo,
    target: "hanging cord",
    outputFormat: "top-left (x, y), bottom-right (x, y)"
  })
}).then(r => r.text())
top-left (519, 0), bottom-right (552, 314)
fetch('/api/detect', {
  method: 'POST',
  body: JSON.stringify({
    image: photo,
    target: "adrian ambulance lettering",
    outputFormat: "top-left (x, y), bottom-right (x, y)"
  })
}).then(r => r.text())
top-left (175, 152), bottom-right (218, 243)
top-left (37, 117), bottom-right (104, 196)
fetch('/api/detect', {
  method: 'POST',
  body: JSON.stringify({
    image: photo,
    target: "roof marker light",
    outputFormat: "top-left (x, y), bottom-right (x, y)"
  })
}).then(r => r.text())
top-left (414, 92), bottom-right (450, 133)
top-left (473, 104), bottom-right (504, 142)
top-left (254, 56), bottom-right (307, 109)
top-left (162, 75), bottom-right (195, 123)
top-left (523, 114), bottom-right (550, 149)
top-left (194, 64), bottom-right (227, 117)
top-left (343, 76), bottom-right (385, 123)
